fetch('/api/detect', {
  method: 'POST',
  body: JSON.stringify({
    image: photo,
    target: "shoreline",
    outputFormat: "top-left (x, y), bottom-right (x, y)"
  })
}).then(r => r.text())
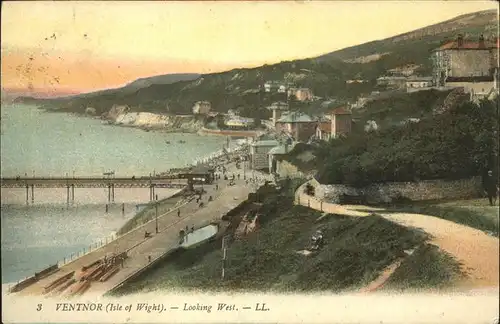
top-left (36, 105), bottom-right (265, 136)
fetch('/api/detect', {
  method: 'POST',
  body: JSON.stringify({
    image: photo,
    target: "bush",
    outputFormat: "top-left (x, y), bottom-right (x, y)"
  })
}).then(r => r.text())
top-left (316, 98), bottom-right (499, 185)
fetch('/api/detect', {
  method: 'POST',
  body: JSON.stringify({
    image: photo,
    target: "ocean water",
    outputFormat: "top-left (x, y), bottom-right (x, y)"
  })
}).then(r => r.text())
top-left (0, 103), bottom-right (231, 283)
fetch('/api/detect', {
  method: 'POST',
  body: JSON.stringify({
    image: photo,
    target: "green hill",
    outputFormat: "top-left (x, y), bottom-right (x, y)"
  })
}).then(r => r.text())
top-left (18, 9), bottom-right (497, 119)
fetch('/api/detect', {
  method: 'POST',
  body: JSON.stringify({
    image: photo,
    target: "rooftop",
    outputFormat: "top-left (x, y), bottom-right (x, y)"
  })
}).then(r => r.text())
top-left (331, 107), bottom-right (351, 115)
top-left (434, 37), bottom-right (499, 51)
top-left (251, 140), bottom-right (280, 147)
top-left (268, 142), bottom-right (297, 155)
top-left (406, 76), bottom-right (433, 81)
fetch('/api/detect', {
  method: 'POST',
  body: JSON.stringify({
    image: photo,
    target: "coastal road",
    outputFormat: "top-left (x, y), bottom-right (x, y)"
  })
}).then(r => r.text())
top-left (15, 162), bottom-right (270, 297)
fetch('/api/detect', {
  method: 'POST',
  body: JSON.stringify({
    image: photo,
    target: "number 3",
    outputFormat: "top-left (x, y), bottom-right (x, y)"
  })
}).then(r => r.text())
top-left (37, 304), bottom-right (42, 311)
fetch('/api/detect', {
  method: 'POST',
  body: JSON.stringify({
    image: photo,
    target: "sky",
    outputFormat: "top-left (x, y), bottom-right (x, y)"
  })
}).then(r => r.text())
top-left (1, 1), bottom-right (498, 94)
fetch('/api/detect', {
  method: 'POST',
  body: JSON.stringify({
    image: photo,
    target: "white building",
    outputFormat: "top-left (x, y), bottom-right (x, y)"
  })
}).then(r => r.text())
top-left (405, 76), bottom-right (433, 89)
top-left (192, 101), bottom-right (211, 115)
top-left (267, 101), bottom-right (289, 127)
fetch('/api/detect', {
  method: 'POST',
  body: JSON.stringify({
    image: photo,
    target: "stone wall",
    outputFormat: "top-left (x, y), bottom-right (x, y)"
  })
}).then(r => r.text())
top-left (449, 50), bottom-right (493, 77)
top-left (311, 176), bottom-right (483, 204)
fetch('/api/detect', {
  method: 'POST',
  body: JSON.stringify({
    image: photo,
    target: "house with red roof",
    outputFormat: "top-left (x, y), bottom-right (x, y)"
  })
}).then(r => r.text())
top-left (432, 34), bottom-right (499, 98)
top-left (315, 106), bottom-right (353, 141)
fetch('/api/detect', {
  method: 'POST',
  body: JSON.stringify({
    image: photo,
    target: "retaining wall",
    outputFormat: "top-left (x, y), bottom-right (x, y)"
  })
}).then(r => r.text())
top-left (295, 182), bottom-right (366, 216)
top-left (311, 176), bottom-right (483, 204)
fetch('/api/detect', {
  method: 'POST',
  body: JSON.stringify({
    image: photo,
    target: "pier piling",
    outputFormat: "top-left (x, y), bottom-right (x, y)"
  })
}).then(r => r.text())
top-left (31, 185), bottom-right (34, 203)
top-left (25, 185), bottom-right (29, 205)
top-left (111, 184), bottom-right (115, 202)
top-left (66, 185), bottom-right (70, 205)
top-left (107, 184), bottom-right (111, 203)
top-left (71, 184), bottom-right (75, 204)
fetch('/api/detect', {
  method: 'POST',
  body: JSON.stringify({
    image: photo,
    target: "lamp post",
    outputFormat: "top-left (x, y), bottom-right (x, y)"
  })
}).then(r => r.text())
top-left (155, 196), bottom-right (159, 234)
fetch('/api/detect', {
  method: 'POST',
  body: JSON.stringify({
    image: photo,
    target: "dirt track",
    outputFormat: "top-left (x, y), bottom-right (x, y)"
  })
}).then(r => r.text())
top-left (381, 212), bottom-right (499, 289)
top-left (296, 185), bottom-right (499, 290)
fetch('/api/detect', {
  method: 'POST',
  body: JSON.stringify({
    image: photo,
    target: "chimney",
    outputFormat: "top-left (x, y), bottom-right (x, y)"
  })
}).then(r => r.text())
top-left (479, 34), bottom-right (485, 48)
top-left (457, 34), bottom-right (464, 48)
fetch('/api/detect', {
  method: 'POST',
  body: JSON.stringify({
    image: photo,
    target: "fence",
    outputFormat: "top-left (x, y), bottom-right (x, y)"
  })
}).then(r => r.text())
top-left (56, 232), bottom-right (119, 268)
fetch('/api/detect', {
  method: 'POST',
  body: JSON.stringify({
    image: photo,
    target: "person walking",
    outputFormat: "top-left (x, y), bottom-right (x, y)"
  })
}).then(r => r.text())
top-left (177, 209), bottom-right (181, 217)
top-left (483, 170), bottom-right (498, 206)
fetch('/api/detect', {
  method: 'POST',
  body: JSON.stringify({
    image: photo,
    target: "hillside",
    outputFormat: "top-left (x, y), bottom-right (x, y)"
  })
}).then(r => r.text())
top-left (125, 73), bottom-right (200, 90)
top-left (110, 181), bottom-right (462, 294)
top-left (16, 9), bottom-right (498, 119)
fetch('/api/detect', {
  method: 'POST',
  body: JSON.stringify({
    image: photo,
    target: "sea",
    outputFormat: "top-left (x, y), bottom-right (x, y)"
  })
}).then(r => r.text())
top-left (0, 103), bottom-right (234, 284)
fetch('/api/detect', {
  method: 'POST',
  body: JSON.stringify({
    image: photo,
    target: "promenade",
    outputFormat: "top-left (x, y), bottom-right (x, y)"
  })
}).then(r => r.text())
top-left (14, 161), bottom-right (270, 297)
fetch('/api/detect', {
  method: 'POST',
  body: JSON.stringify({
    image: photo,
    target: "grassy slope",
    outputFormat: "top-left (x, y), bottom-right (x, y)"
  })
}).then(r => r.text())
top-left (384, 243), bottom-right (465, 291)
top-left (384, 198), bottom-right (499, 237)
top-left (352, 89), bottom-right (452, 128)
top-left (112, 181), bottom-right (463, 295)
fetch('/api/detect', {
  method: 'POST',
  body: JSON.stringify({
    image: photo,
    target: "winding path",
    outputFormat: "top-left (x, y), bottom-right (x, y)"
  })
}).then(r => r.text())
top-left (295, 182), bottom-right (500, 291)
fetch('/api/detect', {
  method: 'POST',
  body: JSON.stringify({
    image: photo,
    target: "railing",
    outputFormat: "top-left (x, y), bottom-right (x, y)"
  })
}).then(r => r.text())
top-left (56, 232), bottom-right (118, 268)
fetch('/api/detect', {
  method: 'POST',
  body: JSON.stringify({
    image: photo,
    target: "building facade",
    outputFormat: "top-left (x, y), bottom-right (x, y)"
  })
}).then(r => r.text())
top-left (315, 121), bottom-right (332, 141)
top-left (274, 112), bottom-right (317, 142)
top-left (432, 34), bottom-right (499, 90)
top-left (268, 142), bottom-right (295, 174)
top-left (264, 81), bottom-right (295, 93)
top-left (294, 88), bottom-right (314, 101)
top-left (250, 140), bottom-right (280, 170)
top-left (330, 107), bottom-right (352, 139)
top-left (267, 101), bottom-right (289, 127)
top-left (406, 76), bottom-right (433, 89)
top-left (376, 76), bottom-right (408, 89)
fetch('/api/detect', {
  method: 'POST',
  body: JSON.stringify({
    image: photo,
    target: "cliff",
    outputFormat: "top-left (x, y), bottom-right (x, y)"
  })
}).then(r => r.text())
top-left (110, 110), bottom-right (205, 133)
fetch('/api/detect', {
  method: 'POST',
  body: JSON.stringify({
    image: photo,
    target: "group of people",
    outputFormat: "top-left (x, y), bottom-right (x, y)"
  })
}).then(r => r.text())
top-left (103, 253), bottom-right (126, 268)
